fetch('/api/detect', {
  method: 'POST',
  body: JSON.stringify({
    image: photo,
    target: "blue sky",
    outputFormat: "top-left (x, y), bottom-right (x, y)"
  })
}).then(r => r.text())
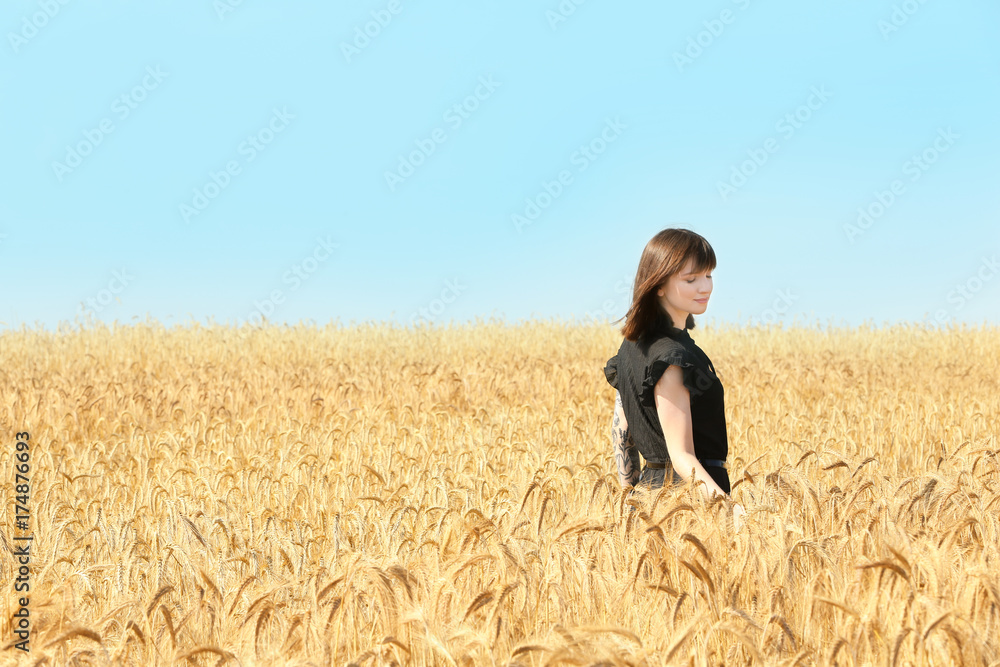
top-left (2, 0), bottom-right (998, 331)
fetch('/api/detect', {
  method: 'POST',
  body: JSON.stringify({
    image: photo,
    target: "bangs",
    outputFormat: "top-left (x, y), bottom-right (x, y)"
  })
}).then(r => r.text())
top-left (683, 239), bottom-right (717, 274)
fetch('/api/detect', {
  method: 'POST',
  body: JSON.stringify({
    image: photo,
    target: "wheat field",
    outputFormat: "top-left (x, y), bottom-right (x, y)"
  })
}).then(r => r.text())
top-left (1, 320), bottom-right (998, 666)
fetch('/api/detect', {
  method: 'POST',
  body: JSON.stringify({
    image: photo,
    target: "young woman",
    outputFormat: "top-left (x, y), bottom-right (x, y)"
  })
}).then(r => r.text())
top-left (604, 228), bottom-right (744, 525)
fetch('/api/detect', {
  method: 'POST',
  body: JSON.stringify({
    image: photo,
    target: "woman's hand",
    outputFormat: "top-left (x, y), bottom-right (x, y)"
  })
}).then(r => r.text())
top-left (612, 391), bottom-right (641, 488)
top-left (731, 501), bottom-right (746, 532)
top-left (653, 366), bottom-right (729, 500)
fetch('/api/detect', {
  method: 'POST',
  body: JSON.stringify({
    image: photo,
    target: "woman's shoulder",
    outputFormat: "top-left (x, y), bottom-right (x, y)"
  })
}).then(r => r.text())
top-left (641, 332), bottom-right (690, 359)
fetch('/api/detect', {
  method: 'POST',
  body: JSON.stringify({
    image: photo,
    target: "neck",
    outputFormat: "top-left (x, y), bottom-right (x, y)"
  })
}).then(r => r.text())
top-left (665, 307), bottom-right (687, 331)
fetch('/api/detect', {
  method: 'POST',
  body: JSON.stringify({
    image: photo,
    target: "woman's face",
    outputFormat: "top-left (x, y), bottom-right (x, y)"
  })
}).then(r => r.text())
top-left (657, 258), bottom-right (713, 328)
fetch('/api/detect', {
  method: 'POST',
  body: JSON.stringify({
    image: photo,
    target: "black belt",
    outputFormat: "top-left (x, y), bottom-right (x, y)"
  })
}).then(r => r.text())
top-left (645, 458), bottom-right (727, 470)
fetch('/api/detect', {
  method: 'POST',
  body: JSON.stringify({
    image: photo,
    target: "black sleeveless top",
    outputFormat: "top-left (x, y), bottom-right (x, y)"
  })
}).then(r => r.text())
top-left (603, 322), bottom-right (728, 464)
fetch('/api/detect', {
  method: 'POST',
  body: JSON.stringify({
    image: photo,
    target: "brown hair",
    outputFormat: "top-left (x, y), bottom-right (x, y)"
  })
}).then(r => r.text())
top-left (615, 228), bottom-right (716, 342)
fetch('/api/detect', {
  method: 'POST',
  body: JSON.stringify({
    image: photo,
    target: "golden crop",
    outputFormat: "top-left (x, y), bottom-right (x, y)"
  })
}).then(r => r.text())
top-left (1, 320), bottom-right (998, 666)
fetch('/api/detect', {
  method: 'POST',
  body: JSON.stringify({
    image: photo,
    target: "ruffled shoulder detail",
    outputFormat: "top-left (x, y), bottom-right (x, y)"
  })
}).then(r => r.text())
top-left (640, 342), bottom-right (697, 407)
top-left (603, 354), bottom-right (619, 389)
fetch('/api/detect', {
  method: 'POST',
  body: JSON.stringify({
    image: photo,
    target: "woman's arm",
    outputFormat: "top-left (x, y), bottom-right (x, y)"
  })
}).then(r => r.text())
top-left (612, 391), bottom-right (641, 488)
top-left (652, 365), bottom-right (728, 500)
